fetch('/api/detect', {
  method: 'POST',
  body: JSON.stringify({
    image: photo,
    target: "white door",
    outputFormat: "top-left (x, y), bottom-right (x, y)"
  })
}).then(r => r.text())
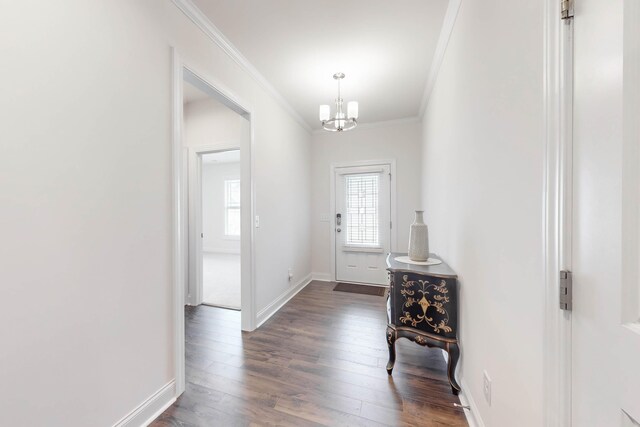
top-left (334, 165), bottom-right (391, 285)
top-left (571, 0), bottom-right (640, 424)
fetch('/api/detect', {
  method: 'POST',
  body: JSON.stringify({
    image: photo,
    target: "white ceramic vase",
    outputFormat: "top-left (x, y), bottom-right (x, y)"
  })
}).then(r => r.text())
top-left (408, 210), bottom-right (429, 262)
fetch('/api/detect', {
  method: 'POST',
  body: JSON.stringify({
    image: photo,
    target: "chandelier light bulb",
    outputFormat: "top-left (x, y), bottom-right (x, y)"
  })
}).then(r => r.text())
top-left (347, 101), bottom-right (359, 119)
top-left (319, 104), bottom-right (330, 121)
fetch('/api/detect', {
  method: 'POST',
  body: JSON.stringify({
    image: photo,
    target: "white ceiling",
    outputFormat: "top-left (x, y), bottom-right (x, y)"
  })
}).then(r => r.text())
top-left (191, 0), bottom-right (449, 129)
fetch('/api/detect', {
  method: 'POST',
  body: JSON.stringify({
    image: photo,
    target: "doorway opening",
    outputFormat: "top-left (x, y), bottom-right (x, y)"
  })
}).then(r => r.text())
top-left (200, 150), bottom-right (241, 310)
top-left (178, 64), bottom-right (254, 321)
top-left (172, 52), bottom-right (256, 396)
top-left (182, 72), bottom-right (248, 316)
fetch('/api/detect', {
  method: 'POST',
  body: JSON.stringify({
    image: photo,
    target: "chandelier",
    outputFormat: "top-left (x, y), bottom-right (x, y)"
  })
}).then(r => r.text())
top-left (319, 72), bottom-right (358, 132)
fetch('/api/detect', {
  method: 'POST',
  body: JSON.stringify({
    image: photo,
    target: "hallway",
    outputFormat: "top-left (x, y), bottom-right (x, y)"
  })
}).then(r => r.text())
top-left (5, 1), bottom-right (635, 425)
top-left (152, 282), bottom-right (467, 426)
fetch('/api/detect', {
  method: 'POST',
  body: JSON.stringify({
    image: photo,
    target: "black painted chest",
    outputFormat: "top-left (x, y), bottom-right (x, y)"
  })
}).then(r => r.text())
top-left (385, 253), bottom-right (460, 394)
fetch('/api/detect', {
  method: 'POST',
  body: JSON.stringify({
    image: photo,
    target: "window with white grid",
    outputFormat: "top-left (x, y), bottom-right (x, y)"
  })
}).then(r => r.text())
top-left (345, 174), bottom-right (379, 246)
top-left (224, 179), bottom-right (241, 237)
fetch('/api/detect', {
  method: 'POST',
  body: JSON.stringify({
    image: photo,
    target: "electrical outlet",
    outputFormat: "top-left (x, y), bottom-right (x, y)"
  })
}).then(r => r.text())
top-left (288, 268), bottom-right (293, 282)
top-left (483, 370), bottom-right (492, 406)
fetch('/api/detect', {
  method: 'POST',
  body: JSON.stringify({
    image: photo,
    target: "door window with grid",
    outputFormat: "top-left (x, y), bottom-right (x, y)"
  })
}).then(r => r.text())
top-left (224, 179), bottom-right (240, 237)
top-left (344, 173), bottom-right (380, 247)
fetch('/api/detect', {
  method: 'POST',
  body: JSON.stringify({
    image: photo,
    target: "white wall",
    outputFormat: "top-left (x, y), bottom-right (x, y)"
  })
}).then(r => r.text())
top-left (201, 161), bottom-right (241, 254)
top-left (0, 1), bottom-right (311, 426)
top-left (420, 1), bottom-right (545, 426)
top-left (184, 98), bottom-right (245, 147)
top-left (311, 121), bottom-right (422, 280)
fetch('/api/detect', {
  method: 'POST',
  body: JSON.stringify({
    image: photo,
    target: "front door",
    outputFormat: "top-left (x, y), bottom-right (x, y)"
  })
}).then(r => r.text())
top-left (571, 0), bottom-right (640, 424)
top-left (334, 164), bottom-right (391, 285)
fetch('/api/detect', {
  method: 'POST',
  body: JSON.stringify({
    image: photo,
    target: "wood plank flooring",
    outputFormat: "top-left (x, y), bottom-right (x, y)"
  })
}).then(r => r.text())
top-left (151, 281), bottom-right (468, 426)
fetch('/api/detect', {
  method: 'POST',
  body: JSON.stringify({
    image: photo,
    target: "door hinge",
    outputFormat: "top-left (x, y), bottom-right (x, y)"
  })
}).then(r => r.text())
top-left (561, 0), bottom-right (574, 20)
top-left (390, 221), bottom-right (392, 229)
top-left (559, 270), bottom-right (572, 310)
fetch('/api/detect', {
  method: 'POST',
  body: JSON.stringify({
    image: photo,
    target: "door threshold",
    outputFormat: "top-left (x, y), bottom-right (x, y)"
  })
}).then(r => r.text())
top-left (201, 302), bottom-right (241, 311)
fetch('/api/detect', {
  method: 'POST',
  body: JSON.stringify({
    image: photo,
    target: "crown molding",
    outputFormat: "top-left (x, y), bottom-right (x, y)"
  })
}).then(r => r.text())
top-left (312, 116), bottom-right (422, 135)
top-left (171, 0), bottom-right (312, 134)
top-left (419, 0), bottom-right (462, 118)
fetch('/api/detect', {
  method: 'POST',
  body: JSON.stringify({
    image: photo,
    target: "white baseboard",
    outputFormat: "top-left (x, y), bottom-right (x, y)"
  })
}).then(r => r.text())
top-left (311, 272), bottom-right (332, 282)
top-left (459, 379), bottom-right (485, 427)
top-left (256, 274), bottom-right (312, 328)
top-left (437, 351), bottom-right (484, 427)
top-left (112, 380), bottom-right (176, 427)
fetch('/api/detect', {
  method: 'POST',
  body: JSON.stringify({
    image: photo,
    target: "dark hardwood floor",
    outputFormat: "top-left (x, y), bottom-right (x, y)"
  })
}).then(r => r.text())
top-left (151, 281), bottom-right (468, 426)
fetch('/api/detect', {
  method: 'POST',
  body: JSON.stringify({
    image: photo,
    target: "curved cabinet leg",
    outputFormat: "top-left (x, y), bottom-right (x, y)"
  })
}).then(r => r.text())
top-left (447, 342), bottom-right (461, 395)
top-left (386, 326), bottom-right (396, 375)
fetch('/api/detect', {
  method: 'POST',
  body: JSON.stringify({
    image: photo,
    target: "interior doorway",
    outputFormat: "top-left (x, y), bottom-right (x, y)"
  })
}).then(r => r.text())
top-left (178, 63), bottom-right (254, 325)
top-left (200, 150), bottom-right (241, 310)
top-left (183, 75), bottom-right (247, 315)
top-left (172, 51), bottom-right (256, 396)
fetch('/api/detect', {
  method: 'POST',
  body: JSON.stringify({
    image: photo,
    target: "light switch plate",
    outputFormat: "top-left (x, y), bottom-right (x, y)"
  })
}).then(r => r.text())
top-left (483, 370), bottom-right (492, 406)
top-left (319, 213), bottom-right (330, 222)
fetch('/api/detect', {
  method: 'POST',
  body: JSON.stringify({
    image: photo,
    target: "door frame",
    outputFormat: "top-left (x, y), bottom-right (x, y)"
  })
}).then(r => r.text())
top-left (542, 0), bottom-right (573, 425)
top-left (329, 159), bottom-right (397, 283)
top-left (187, 145), bottom-right (240, 307)
top-left (172, 48), bottom-right (257, 396)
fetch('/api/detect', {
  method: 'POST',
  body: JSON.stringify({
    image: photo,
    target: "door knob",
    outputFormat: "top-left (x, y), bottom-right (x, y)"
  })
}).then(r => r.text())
top-left (336, 228), bottom-right (341, 232)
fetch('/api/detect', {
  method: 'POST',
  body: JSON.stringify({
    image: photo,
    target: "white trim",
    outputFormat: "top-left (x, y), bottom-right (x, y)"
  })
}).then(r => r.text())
top-left (171, 0), bottom-right (311, 134)
top-left (311, 272), bottom-right (333, 282)
top-left (542, 0), bottom-right (573, 425)
top-left (458, 379), bottom-right (485, 427)
top-left (183, 68), bottom-right (253, 119)
top-left (419, 0), bottom-right (462, 117)
top-left (256, 274), bottom-right (313, 328)
top-left (329, 159), bottom-right (397, 282)
top-left (336, 167), bottom-right (385, 176)
top-left (172, 49), bottom-right (259, 401)
top-left (311, 116), bottom-right (421, 135)
top-left (341, 245), bottom-right (385, 253)
top-left (436, 352), bottom-right (483, 427)
top-left (171, 48), bottom-right (186, 397)
top-left (112, 381), bottom-right (176, 427)
top-left (245, 98), bottom-right (258, 333)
